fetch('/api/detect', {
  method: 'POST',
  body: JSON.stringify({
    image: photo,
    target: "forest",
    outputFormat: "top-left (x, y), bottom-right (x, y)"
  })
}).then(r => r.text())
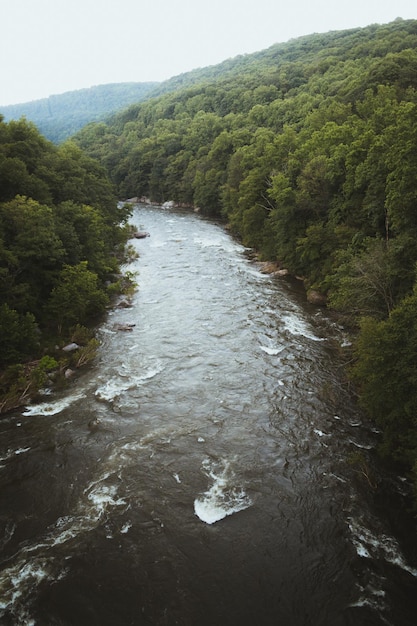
top-left (2, 18), bottom-right (417, 501)
top-left (74, 18), bottom-right (417, 497)
top-left (0, 116), bottom-right (132, 412)
top-left (1, 82), bottom-right (158, 143)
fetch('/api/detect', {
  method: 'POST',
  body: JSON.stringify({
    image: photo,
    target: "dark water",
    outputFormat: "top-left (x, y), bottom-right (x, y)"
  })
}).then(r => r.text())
top-left (1, 205), bottom-right (417, 625)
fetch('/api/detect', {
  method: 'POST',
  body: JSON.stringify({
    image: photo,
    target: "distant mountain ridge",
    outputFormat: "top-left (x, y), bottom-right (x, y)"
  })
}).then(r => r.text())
top-left (0, 82), bottom-right (159, 142)
top-left (2, 20), bottom-right (413, 144)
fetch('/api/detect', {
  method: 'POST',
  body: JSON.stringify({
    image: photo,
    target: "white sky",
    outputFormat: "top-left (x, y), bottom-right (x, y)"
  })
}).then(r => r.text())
top-left (1, 0), bottom-right (416, 106)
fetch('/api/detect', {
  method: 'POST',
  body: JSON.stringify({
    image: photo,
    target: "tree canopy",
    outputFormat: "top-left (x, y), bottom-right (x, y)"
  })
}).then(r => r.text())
top-left (1, 82), bottom-right (159, 143)
top-left (0, 115), bottom-right (131, 409)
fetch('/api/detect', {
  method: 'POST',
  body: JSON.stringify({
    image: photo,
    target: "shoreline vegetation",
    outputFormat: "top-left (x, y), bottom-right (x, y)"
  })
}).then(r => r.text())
top-left (0, 114), bottom-right (136, 414)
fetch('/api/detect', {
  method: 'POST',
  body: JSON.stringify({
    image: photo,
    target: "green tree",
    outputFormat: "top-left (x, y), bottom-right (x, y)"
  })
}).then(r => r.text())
top-left (46, 262), bottom-right (109, 333)
top-left (353, 289), bottom-right (417, 467)
top-left (54, 201), bottom-right (118, 277)
top-left (0, 196), bottom-right (65, 313)
top-left (0, 304), bottom-right (39, 367)
top-left (328, 239), bottom-right (397, 318)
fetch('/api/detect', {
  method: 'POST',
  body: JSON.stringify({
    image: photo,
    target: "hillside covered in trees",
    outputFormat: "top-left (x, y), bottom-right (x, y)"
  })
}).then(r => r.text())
top-left (1, 82), bottom-right (158, 143)
top-left (74, 19), bottom-right (417, 495)
top-left (0, 116), bottom-right (132, 411)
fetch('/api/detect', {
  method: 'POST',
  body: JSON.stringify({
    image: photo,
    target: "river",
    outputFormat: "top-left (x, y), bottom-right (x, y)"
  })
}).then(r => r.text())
top-left (1, 205), bottom-right (417, 625)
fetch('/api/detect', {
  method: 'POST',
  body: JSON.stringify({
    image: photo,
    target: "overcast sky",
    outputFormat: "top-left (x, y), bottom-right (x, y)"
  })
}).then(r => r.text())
top-left (1, 0), bottom-right (416, 106)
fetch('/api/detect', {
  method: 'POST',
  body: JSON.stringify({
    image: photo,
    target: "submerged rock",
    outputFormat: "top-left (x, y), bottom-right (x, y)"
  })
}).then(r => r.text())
top-left (114, 323), bottom-right (136, 331)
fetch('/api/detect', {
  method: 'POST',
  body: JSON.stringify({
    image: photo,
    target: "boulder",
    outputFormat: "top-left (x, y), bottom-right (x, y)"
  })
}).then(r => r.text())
top-left (133, 231), bottom-right (149, 239)
top-left (258, 261), bottom-right (280, 274)
top-left (62, 342), bottom-right (80, 352)
top-left (114, 323), bottom-right (136, 331)
top-left (307, 289), bottom-right (327, 306)
top-left (117, 299), bottom-right (133, 308)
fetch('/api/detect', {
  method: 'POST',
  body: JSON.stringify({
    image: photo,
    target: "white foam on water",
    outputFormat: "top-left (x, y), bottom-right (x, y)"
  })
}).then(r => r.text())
top-left (260, 345), bottom-right (282, 356)
top-left (49, 519), bottom-right (82, 548)
top-left (94, 377), bottom-right (134, 402)
top-left (0, 556), bottom-right (56, 616)
top-left (22, 390), bottom-right (85, 416)
top-left (349, 580), bottom-right (389, 616)
top-left (194, 459), bottom-right (251, 525)
top-left (100, 326), bottom-right (116, 334)
top-left (14, 447), bottom-right (31, 455)
top-left (0, 465), bottom-right (129, 620)
top-left (193, 235), bottom-right (223, 248)
top-left (95, 365), bottom-right (161, 403)
top-left (10, 560), bottom-right (50, 593)
top-left (0, 447), bottom-right (31, 463)
top-left (349, 440), bottom-right (374, 450)
top-left (348, 517), bottom-right (417, 577)
top-left (281, 313), bottom-right (324, 342)
top-left (120, 522), bottom-right (132, 534)
top-left (87, 483), bottom-right (127, 518)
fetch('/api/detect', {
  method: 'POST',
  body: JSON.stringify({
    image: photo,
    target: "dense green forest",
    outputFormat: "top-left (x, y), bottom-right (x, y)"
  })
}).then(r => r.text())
top-left (0, 115), bottom-right (132, 411)
top-left (1, 82), bottom-right (158, 143)
top-left (74, 19), bottom-right (417, 495)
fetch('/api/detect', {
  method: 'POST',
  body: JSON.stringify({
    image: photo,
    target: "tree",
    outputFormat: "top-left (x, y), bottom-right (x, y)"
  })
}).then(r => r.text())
top-left (0, 304), bottom-right (39, 367)
top-left (327, 239), bottom-right (397, 318)
top-left (0, 196), bottom-right (65, 313)
top-left (54, 201), bottom-right (118, 277)
top-left (46, 262), bottom-right (109, 333)
top-left (352, 289), bottom-right (417, 467)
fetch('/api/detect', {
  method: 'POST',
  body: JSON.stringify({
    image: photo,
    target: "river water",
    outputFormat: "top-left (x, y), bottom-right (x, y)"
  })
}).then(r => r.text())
top-left (1, 205), bottom-right (417, 625)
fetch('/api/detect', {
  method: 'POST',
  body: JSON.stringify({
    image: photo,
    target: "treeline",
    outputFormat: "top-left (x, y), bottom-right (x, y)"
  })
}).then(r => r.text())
top-left (0, 116), bottom-right (132, 411)
top-left (75, 19), bottom-right (417, 492)
top-left (1, 82), bottom-right (158, 143)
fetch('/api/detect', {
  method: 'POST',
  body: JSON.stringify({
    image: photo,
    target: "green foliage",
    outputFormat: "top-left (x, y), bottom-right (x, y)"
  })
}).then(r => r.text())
top-left (0, 304), bottom-right (39, 367)
top-left (46, 262), bottom-right (109, 333)
top-left (0, 364), bottom-right (31, 413)
top-left (71, 338), bottom-right (100, 368)
top-left (1, 82), bottom-right (159, 143)
top-left (69, 324), bottom-right (94, 345)
top-left (0, 196), bottom-right (65, 313)
top-left (352, 290), bottom-right (417, 467)
top-left (0, 116), bottom-right (131, 411)
top-left (327, 239), bottom-right (396, 319)
top-left (30, 356), bottom-right (59, 388)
